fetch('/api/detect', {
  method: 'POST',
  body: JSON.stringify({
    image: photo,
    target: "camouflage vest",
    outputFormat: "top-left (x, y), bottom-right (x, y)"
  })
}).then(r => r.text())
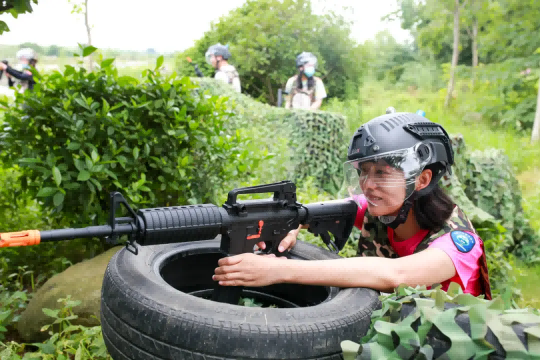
top-left (219, 67), bottom-right (239, 85)
top-left (357, 205), bottom-right (492, 300)
top-left (290, 75), bottom-right (317, 105)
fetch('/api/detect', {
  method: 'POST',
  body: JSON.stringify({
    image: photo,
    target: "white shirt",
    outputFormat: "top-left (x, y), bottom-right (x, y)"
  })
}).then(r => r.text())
top-left (215, 64), bottom-right (241, 93)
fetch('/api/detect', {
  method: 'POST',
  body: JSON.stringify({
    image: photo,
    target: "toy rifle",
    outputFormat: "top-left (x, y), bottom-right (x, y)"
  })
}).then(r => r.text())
top-left (0, 181), bottom-right (357, 305)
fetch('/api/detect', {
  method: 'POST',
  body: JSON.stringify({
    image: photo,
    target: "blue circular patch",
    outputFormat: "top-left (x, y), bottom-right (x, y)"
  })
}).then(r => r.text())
top-left (450, 231), bottom-right (476, 253)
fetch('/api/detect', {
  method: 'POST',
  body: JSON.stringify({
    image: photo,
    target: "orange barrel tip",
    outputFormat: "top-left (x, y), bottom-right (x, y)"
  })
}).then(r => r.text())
top-left (0, 230), bottom-right (41, 247)
top-left (186, 57), bottom-right (193, 63)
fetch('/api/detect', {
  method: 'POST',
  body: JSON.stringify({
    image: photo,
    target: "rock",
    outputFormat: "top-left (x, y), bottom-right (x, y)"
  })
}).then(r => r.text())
top-left (17, 246), bottom-right (123, 342)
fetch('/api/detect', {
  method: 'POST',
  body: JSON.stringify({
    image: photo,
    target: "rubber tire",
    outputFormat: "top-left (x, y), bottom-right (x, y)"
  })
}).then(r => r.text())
top-left (100, 239), bottom-right (381, 360)
top-left (400, 301), bottom-right (535, 359)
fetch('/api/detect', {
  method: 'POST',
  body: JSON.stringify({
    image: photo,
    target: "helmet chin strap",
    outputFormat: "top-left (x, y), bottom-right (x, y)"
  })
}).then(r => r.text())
top-left (378, 168), bottom-right (446, 229)
top-left (378, 194), bottom-right (415, 229)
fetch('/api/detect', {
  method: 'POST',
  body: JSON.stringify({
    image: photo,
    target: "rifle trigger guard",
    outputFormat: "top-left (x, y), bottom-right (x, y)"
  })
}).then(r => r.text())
top-left (327, 240), bottom-right (339, 254)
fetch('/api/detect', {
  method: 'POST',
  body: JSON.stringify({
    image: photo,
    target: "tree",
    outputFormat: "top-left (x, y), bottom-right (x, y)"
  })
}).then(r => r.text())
top-left (445, 0), bottom-right (461, 108)
top-left (18, 42), bottom-right (43, 54)
top-left (175, 0), bottom-right (364, 104)
top-left (385, 0), bottom-right (473, 65)
top-left (478, 0), bottom-right (540, 63)
top-left (532, 79), bottom-right (540, 143)
top-left (464, 0), bottom-right (479, 86)
top-left (0, 0), bottom-right (38, 34)
top-left (69, 0), bottom-right (93, 71)
top-left (362, 31), bottom-right (416, 82)
top-left (46, 45), bottom-right (60, 57)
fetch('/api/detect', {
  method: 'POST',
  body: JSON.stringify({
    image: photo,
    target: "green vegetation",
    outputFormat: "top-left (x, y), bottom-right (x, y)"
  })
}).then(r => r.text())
top-left (175, 0), bottom-right (365, 104)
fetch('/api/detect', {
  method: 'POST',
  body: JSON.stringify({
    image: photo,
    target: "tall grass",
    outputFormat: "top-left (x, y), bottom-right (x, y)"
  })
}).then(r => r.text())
top-left (324, 81), bottom-right (540, 174)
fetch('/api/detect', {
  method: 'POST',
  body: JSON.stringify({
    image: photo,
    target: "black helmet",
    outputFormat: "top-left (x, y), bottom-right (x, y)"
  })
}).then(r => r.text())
top-left (295, 52), bottom-right (317, 68)
top-left (347, 112), bottom-right (453, 177)
top-left (205, 43), bottom-right (231, 64)
top-left (344, 112), bottom-right (454, 228)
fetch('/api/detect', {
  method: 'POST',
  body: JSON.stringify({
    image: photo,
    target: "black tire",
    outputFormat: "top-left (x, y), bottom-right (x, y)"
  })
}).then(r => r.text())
top-left (100, 239), bottom-right (381, 360)
top-left (399, 300), bottom-right (536, 359)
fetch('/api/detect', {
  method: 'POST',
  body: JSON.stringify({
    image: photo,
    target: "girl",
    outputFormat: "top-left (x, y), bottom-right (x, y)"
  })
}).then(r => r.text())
top-left (213, 112), bottom-right (491, 299)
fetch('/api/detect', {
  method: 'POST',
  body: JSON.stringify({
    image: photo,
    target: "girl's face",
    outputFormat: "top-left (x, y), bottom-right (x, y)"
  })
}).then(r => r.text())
top-left (358, 160), bottom-right (407, 217)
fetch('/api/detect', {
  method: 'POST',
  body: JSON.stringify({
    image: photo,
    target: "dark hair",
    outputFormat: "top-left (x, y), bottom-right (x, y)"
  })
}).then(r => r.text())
top-left (296, 69), bottom-right (314, 90)
top-left (413, 165), bottom-right (455, 230)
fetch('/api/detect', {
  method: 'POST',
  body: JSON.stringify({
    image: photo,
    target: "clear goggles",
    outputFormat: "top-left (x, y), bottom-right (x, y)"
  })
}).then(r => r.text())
top-left (343, 146), bottom-right (431, 207)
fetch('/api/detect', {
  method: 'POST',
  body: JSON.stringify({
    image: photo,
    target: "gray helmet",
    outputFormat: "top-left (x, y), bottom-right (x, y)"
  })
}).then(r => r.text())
top-left (295, 52), bottom-right (317, 68)
top-left (344, 112), bottom-right (454, 228)
top-left (347, 112), bottom-right (453, 177)
top-left (205, 43), bottom-right (231, 64)
top-left (16, 48), bottom-right (38, 61)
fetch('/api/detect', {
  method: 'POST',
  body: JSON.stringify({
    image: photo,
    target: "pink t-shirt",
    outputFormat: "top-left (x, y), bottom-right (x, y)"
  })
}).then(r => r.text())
top-left (350, 194), bottom-right (483, 296)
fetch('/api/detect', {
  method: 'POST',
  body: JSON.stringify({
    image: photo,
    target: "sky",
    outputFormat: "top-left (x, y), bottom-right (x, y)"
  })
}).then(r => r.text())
top-left (0, 0), bottom-right (412, 53)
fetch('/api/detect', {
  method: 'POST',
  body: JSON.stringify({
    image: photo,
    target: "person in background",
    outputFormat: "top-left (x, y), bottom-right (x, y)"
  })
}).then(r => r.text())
top-left (0, 48), bottom-right (38, 92)
top-left (284, 52), bottom-right (327, 110)
top-left (205, 43), bottom-right (241, 93)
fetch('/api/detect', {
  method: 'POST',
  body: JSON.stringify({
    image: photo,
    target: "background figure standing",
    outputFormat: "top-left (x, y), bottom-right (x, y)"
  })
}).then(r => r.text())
top-left (0, 48), bottom-right (38, 92)
top-left (284, 52), bottom-right (327, 110)
top-left (205, 43), bottom-right (241, 93)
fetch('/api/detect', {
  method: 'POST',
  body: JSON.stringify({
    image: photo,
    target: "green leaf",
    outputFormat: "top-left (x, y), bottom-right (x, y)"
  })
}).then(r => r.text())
top-left (118, 76), bottom-right (139, 86)
top-left (133, 147), bottom-right (139, 160)
top-left (37, 187), bottom-right (57, 197)
top-left (188, 120), bottom-right (199, 130)
top-left (341, 340), bottom-right (360, 360)
top-left (19, 158), bottom-right (42, 164)
top-left (180, 155), bottom-right (189, 166)
top-left (52, 166), bottom-right (62, 186)
top-left (0, 310), bottom-right (12, 322)
top-left (91, 149), bottom-right (99, 163)
top-left (42, 308), bottom-right (59, 319)
top-left (67, 142), bottom-right (81, 150)
top-left (82, 45), bottom-right (98, 57)
top-left (107, 126), bottom-right (115, 136)
top-left (101, 58), bottom-right (115, 68)
top-left (77, 170), bottom-right (91, 181)
top-left (75, 345), bottom-right (83, 360)
top-left (156, 55), bottom-right (164, 70)
top-left (53, 192), bottom-right (65, 207)
top-left (74, 98), bottom-right (90, 110)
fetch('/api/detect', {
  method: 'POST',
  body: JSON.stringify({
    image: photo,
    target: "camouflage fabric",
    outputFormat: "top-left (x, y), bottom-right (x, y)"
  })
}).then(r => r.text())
top-left (220, 66), bottom-right (239, 85)
top-left (356, 204), bottom-right (492, 300)
top-left (341, 284), bottom-right (540, 359)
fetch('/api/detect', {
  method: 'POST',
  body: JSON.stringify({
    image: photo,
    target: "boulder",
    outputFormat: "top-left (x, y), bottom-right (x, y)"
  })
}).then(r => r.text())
top-left (17, 246), bottom-right (123, 342)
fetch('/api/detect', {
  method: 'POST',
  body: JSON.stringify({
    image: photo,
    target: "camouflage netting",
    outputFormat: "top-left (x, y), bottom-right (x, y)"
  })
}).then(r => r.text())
top-left (194, 78), bottom-right (348, 193)
top-left (341, 284), bottom-right (540, 359)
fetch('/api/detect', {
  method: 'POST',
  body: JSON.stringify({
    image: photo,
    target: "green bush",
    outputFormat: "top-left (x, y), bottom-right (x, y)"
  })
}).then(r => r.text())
top-left (442, 57), bottom-right (540, 132)
top-left (0, 55), bottom-right (257, 227)
top-left (0, 164), bottom-right (100, 282)
top-left (0, 296), bottom-right (110, 360)
top-left (447, 136), bottom-right (539, 260)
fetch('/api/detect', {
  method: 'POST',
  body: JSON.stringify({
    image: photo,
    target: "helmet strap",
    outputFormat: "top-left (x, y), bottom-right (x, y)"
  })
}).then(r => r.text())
top-left (378, 182), bottom-right (417, 229)
top-left (379, 167), bottom-right (446, 229)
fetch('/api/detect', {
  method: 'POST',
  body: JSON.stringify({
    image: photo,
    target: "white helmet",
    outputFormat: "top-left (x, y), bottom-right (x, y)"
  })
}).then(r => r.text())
top-left (16, 48), bottom-right (38, 61)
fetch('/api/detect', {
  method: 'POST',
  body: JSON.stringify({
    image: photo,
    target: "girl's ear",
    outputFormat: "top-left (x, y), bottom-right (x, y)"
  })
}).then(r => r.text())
top-left (416, 169), bottom-right (433, 191)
